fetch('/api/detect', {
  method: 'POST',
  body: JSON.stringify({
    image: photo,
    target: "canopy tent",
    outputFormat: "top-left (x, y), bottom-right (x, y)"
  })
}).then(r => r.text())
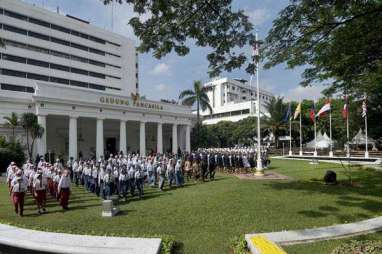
top-left (306, 131), bottom-right (334, 149)
top-left (349, 129), bottom-right (376, 146)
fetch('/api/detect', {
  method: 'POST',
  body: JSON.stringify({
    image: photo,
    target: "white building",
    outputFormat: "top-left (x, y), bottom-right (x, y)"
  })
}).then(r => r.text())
top-left (198, 77), bottom-right (274, 125)
top-left (0, 0), bottom-right (193, 160)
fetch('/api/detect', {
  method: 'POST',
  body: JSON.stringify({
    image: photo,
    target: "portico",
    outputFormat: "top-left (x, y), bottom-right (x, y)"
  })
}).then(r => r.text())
top-left (31, 82), bottom-right (193, 160)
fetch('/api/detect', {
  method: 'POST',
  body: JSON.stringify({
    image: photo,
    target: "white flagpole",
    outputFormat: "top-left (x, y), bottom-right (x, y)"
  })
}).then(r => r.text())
top-left (313, 99), bottom-right (317, 157)
top-left (288, 116), bottom-right (292, 156)
top-left (346, 99), bottom-right (350, 158)
top-left (255, 31), bottom-right (263, 175)
top-left (365, 104), bottom-right (369, 159)
top-left (299, 103), bottom-right (303, 156)
top-left (329, 103), bottom-right (333, 157)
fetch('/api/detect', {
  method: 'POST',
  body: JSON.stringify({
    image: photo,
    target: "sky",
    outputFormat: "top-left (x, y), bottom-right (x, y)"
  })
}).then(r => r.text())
top-left (23, 0), bottom-right (325, 101)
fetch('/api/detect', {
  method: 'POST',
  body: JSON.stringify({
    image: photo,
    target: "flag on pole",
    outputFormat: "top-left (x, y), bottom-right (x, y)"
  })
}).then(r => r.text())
top-left (252, 41), bottom-right (260, 59)
top-left (310, 103), bottom-right (316, 122)
top-left (342, 96), bottom-right (349, 119)
top-left (283, 103), bottom-right (291, 123)
top-left (316, 101), bottom-right (331, 118)
top-left (362, 99), bottom-right (367, 118)
top-left (293, 102), bottom-right (301, 120)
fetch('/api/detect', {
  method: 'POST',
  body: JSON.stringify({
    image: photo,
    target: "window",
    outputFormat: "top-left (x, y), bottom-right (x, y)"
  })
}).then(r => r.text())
top-left (3, 24), bottom-right (27, 35)
top-left (27, 59), bottom-right (49, 68)
top-left (242, 109), bottom-right (250, 114)
top-left (51, 37), bottom-right (70, 46)
top-left (4, 10), bottom-right (27, 21)
top-left (89, 36), bottom-right (106, 44)
top-left (2, 54), bottom-right (26, 64)
top-left (71, 30), bottom-right (80, 36)
top-left (89, 60), bottom-right (105, 67)
top-left (27, 73), bottom-right (49, 81)
top-left (89, 83), bottom-right (105, 90)
top-left (50, 63), bottom-right (70, 72)
top-left (1, 83), bottom-right (34, 93)
top-left (51, 50), bottom-right (70, 59)
top-left (29, 17), bottom-right (50, 28)
top-left (70, 80), bottom-right (88, 88)
top-left (71, 68), bottom-right (88, 75)
top-left (89, 72), bottom-right (105, 79)
top-left (89, 48), bottom-right (105, 56)
top-left (50, 77), bottom-right (69, 84)
top-left (1, 69), bottom-right (26, 78)
top-left (29, 44), bottom-right (50, 54)
top-left (107, 75), bottom-right (121, 80)
top-left (79, 33), bottom-right (89, 39)
top-left (71, 55), bottom-right (88, 63)
top-left (51, 24), bottom-right (70, 34)
top-left (28, 31), bottom-right (49, 41)
top-left (71, 42), bottom-right (88, 51)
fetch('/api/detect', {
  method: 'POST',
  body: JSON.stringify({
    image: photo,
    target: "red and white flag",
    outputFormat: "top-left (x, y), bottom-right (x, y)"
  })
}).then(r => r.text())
top-left (342, 96), bottom-right (349, 119)
top-left (316, 101), bottom-right (331, 118)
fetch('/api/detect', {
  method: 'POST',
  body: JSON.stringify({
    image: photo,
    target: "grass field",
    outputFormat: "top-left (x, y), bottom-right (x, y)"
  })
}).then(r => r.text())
top-left (1, 159), bottom-right (382, 253)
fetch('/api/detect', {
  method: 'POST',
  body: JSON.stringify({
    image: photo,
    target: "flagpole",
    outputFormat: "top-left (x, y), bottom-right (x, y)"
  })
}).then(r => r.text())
top-left (299, 103), bottom-right (303, 156)
top-left (329, 101), bottom-right (333, 157)
top-left (313, 99), bottom-right (317, 157)
top-left (346, 99), bottom-right (350, 158)
top-left (254, 31), bottom-right (263, 175)
top-left (288, 117), bottom-right (292, 156)
top-left (365, 106), bottom-right (369, 159)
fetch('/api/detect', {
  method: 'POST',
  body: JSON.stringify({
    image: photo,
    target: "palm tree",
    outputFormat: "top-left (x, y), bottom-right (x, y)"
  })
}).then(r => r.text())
top-left (179, 80), bottom-right (213, 144)
top-left (20, 113), bottom-right (44, 158)
top-left (3, 112), bottom-right (19, 140)
top-left (263, 96), bottom-right (287, 148)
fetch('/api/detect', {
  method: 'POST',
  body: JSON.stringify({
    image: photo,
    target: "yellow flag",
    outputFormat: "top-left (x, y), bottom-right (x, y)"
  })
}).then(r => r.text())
top-left (293, 102), bottom-right (301, 120)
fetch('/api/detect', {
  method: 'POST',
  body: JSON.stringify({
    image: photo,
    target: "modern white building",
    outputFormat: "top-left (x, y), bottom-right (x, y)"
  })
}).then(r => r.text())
top-left (0, 0), bottom-right (193, 160)
top-left (198, 77), bottom-right (274, 125)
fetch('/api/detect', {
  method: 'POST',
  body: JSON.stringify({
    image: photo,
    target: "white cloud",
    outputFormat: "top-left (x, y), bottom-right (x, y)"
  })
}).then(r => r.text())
top-left (283, 85), bottom-right (325, 101)
top-left (155, 83), bottom-right (171, 92)
top-left (246, 8), bottom-right (271, 26)
top-left (151, 63), bottom-right (170, 75)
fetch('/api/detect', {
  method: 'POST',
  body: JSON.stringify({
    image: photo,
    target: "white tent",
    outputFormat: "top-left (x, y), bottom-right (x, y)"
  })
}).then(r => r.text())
top-left (349, 129), bottom-right (376, 146)
top-left (306, 131), bottom-right (334, 149)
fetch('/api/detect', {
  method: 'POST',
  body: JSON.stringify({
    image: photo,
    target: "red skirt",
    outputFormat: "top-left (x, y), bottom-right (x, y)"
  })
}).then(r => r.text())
top-left (48, 178), bottom-right (55, 195)
top-left (59, 188), bottom-right (70, 207)
top-left (12, 192), bottom-right (25, 205)
top-left (35, 190), bottom-right (46, 205)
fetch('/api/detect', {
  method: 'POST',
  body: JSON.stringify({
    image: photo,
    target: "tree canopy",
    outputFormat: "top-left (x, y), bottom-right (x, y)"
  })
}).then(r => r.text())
top-left (263, 0), bottom-right (382, 96)
top-left (103, 0), bottom-right (256, 77)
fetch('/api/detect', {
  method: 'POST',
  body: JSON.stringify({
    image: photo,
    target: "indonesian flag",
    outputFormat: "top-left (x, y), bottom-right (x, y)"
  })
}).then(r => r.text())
top-left (342, 97), bottom-right (349, 119)
top-left (309, 103), bottom-right (316, 123)
top-left (316, 101), bottom-right (331, 118)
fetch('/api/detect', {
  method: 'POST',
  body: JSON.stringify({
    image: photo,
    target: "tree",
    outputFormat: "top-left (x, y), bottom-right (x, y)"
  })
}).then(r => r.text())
top-left (20, 113), bottom-right (44, 159)
top-left (179, 80), bottom-right (213, 144)
top-left (263, 97), bottom-right (288, 148)
top-left (3, 112), bottom-right (19, 140)
top-left (263, 1), bottom-right (382, 96)
top-left (102, 0), bottom-right (256, 77)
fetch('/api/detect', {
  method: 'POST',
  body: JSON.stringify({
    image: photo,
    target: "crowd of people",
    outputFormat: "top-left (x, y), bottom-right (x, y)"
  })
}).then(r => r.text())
top-left (5, 147), bottom-right (270, 216)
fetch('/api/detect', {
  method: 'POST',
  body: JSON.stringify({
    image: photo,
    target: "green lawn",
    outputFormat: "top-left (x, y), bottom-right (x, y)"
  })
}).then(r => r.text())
top-left (1, 159), bottom-right (381, 253)
top-left (284, 232), bottom-right (382, 254)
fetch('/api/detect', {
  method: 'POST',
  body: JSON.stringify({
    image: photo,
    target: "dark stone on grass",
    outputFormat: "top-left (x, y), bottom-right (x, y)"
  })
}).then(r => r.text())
top-left (324, 170), bottom-right (337, 185)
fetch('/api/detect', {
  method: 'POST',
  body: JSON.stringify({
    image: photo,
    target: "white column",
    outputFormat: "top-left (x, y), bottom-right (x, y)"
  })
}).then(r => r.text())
top-left (157, 122), bottom-right (163, 154)
top-left (37, 114), bottom-right (47, 157)
top-left (186, 124), bottom-right (191, 153)
top-left (69, 117), bottom-right (77, 160)
top-left (96, 118), bottom-right (104, 159)
top-left (172, 124), bottom-right (178, 155)
top-left (119, 120), bottom-right (127, 155)
top-left (140, 121), bottom-right (146, 156)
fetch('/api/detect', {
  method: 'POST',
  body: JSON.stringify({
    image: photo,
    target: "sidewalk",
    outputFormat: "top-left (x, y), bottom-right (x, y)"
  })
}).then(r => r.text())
top-left (246, 216), bottom-right (382, 253)
top-left (0, 223), bottom-right (161, 254)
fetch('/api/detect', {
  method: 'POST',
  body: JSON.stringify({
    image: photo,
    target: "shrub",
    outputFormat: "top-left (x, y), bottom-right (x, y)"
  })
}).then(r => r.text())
top-left (331, 240), bottom-right (382, 254)
top-left (230, 236), bottom-right (249, 254)
top-left (0, 138), bottom-right (25, 173)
